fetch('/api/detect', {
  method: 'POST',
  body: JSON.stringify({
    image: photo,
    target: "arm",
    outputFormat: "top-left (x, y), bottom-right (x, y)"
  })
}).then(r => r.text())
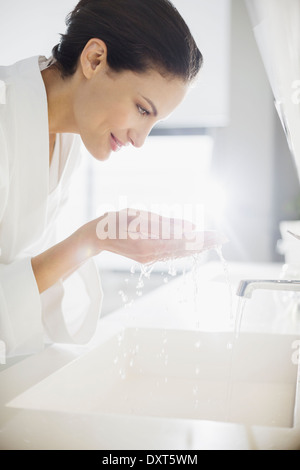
top-left (31, 230), bottom-right (93, 294)
top-left (32, 209), bottom-right (227, 294)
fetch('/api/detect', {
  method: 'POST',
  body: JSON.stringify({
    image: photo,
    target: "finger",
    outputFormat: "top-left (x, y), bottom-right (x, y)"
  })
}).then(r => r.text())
top-left (156, 231), bottom-right (228, 259)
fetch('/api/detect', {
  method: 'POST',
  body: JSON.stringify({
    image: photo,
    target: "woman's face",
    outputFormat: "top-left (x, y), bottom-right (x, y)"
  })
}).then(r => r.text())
top-left (72, 41), bottom-right (188, 161)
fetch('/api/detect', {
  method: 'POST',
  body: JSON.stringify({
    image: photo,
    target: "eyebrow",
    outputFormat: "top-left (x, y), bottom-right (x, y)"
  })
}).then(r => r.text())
top-left (141, 96), bottom-right (158, 117)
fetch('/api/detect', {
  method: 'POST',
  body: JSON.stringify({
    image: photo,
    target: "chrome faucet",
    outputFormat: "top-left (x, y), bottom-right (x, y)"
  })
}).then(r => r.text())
top-left (236, 279), bottom-right (300, 299)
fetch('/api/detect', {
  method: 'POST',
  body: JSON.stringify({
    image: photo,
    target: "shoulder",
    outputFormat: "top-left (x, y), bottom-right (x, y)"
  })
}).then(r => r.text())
top-left (0, 57), bottom-right (47, 131)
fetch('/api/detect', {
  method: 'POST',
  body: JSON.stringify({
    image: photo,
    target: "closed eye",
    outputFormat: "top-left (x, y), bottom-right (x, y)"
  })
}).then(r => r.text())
top-left (137, 105), bottom-right (151, 117)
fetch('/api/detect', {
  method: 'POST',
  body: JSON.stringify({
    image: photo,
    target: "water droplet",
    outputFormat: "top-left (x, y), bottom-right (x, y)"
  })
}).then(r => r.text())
top-left (195, 341), bottom-right (201, 349)
top-left (136, 279), bottom-right (144, 290)
top-left (118, 332), bottom-right (124, 344)
top-left (118, 290), bottom-right (129, 303)
top-left (192, 255), bottom-right (202, 315)
top-left (168, 260), bottom-right (177, 277)
top-left (113, 357), bottom-right (119, 365)
top-left (130, 265), bottom-right (136, 274)
top-left (227, 342), bottom-right (233, 350)
top-left (140, 263), bottom-right (155, 279)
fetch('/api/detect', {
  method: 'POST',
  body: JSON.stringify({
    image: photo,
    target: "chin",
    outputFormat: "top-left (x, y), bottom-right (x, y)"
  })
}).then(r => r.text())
top-left (95, 148), bottom-right (112, 161)
top-left (83, 141), bottom-right (111, 161)
top-left (94, 153), bottom-right (111, 162)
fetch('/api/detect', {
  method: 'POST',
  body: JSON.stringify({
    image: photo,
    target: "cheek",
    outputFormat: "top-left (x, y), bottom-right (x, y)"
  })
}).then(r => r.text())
top-left (105, 101), bottom-right (134, 129)
top-left (74, 81), bottom-right (135, 137)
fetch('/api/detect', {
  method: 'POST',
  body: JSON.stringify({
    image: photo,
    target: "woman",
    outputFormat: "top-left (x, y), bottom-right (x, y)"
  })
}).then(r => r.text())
top-left (0, 0), bottom-right (224, 357)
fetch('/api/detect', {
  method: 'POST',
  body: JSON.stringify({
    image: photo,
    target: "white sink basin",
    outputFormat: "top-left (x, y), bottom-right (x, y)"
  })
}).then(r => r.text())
top-left (8, 328), bottom-right (300, 429)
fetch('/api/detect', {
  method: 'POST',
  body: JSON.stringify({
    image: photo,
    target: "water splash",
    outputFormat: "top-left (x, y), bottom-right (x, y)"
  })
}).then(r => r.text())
top-left (130, 264), bottom-right (137, 275)
top-left (191, 253), bottom-right (203, 319)
top-left (168, 259), bottom-right (177, 277)
top-left (215, 246), bottom-right (234, 323)
top-left (136, 263), bottom-right (155, 297)
top-left (225, 298), bottom-right (248, 421)
top-left (118, 290), bottom-right (129, 304)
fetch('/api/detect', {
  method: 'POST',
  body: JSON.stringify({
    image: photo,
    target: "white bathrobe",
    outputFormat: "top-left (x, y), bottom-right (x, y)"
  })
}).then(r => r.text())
top-left (0, 56), bottom-right (103, 357)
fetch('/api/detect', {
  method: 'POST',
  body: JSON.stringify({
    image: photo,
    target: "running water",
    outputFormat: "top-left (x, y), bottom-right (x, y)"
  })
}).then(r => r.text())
top-left (190, 253), bottom-right (206, 325)
top-left (190, 245), bottom-right (249, 421)
top-left (119, 259), bottom-right (178, 308)
top-left (136, 263), bottom-right (155, 297)
top-left (213, 245), bottom-right (248, 337)
top-left (116, 245), bottom-right (251, 422)
top-left (234, 296), bottom-right (248, 339)
top-left (225, 296), bottom-right (249, 421)
top-left (188, 246), bottom-right (242, 419)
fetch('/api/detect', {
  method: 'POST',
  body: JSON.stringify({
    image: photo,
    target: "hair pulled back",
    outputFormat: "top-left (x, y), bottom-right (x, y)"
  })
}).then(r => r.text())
top-left (52, 0), bottom-right (203, 82)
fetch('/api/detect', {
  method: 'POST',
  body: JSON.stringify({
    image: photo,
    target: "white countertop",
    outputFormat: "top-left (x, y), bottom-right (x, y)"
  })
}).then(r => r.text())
top-left (1, 261), bottom-right (300, 450)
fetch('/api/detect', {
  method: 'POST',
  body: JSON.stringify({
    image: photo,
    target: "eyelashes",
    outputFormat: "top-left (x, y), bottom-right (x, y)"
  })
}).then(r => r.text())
top-left (137, 105), bottom-right (151, 117)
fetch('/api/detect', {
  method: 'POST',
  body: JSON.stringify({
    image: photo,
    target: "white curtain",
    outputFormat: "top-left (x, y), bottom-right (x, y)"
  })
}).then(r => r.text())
top-left (245, 0), bottom-right (300, 182)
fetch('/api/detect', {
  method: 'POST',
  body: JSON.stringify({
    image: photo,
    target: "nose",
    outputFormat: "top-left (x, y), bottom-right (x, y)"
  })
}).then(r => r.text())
top-left (129, 123), bottom-right (154, 148)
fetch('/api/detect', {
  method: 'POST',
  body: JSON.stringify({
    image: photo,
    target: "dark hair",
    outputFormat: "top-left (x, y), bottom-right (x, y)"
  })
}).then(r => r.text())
top-left (52, 0), bottom-right (203, 82)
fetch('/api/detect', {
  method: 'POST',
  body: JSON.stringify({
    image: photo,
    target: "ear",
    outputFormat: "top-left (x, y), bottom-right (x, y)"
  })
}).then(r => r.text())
top-left (80, 38), bottom-right (108, 79)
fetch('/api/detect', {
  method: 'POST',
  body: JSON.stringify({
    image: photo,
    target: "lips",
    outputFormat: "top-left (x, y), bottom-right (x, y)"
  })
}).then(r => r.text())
top-left (110, 133), bottom-right (124, 152)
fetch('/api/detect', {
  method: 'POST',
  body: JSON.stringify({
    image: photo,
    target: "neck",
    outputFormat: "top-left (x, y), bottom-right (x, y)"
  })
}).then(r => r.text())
top-left (41, 66), bottom-right (77, 135)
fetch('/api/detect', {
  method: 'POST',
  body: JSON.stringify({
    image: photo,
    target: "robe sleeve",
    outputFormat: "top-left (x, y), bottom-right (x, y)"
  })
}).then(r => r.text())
top-left (0, 126), bottom-right (102, 357)
top-left (0, 124), bottom-right (44, 357)
top-left (40, 136), bottom-right (103, 347)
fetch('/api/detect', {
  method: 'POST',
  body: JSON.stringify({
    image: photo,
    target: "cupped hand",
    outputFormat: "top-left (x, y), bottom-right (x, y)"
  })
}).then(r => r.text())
top-left (81, 209), bottom-right (228, 265)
